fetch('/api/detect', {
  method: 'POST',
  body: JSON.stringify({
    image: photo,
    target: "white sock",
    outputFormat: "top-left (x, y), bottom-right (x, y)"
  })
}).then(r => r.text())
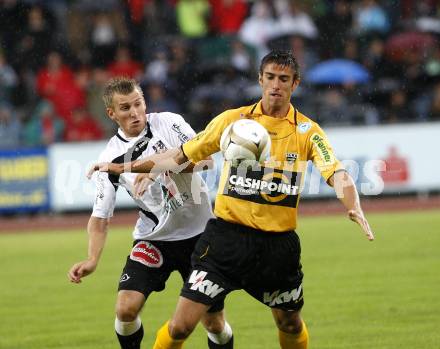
top-left (207, 321), bottom-right (233, 345)
top-left (114, 316), bottom-right (142, 336)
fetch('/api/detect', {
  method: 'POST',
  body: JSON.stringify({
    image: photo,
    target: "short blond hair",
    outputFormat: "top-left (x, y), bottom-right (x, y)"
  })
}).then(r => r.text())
top-left (102, 77), bottom-right (144, 109)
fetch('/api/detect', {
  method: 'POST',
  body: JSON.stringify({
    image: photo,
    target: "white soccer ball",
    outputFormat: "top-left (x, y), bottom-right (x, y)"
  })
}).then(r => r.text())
top-left (220, 119), bottom-right (271, 164)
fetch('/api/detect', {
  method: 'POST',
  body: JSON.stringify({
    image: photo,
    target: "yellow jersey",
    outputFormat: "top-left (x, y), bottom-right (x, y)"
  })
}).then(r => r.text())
top-left (182, 101), bottom-right (343, 232)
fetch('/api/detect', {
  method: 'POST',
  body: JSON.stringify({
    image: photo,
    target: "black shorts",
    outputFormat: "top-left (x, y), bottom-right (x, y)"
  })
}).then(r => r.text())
top-left (118, 234), bottom-right (224, 313)
top-left (180, 218), bottom-right (304, 311)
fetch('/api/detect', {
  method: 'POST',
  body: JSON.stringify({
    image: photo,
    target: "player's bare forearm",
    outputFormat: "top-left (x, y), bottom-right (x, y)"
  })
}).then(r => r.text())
top-left (86, 216), bottom-right (109, 264)
top-left (68, 216), bottom-right (109, 283)
top-left (132, 148), bottom-right (213, 174)
top-left (132, 148), bottom-right (188, 173)
top-left (87, 149), bottom-right (212, 178)
top-left (328, 171), bottom-right (360, 211)
top-left (328, 171), bottom-right (374, 241)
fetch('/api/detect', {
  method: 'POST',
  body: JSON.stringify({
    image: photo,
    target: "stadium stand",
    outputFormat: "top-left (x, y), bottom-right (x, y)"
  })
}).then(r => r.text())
top-left (1, 0), bottom-right (440, 148)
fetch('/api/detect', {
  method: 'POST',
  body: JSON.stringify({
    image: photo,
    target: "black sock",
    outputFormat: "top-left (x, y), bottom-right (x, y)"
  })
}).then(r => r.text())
top-left (116, 324), bottom-right (144, 349)
top-left (208, 335), bottom-right (234, 349)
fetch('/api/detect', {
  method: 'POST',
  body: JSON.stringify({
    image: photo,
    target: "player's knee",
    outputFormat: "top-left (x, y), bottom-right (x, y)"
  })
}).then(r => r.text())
top-left (274, 314), bottom-right (302, 334)
top-left (115, 303), bottom-right (139, 322)
top-left (168, 319), bottom-right (195, 340)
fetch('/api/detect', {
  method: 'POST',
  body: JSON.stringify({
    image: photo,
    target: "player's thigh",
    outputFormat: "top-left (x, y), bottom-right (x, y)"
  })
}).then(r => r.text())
top-left (115, 290), bottom-right (146, 320)
top-left (169, 296), bottom-right (211, 339)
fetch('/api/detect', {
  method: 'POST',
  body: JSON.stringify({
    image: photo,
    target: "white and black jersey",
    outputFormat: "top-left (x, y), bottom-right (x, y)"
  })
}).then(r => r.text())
top-left (92, 112), bottom-right (214, 241)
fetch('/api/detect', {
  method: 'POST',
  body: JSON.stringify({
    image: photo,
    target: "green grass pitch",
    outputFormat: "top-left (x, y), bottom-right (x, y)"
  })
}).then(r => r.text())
top-left (1, 210), bottom-right (439, 349)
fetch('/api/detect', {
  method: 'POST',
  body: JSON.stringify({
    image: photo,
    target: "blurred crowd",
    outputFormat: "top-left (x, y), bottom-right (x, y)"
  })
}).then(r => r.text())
top-left (1, 0), bottom-right (440, 150)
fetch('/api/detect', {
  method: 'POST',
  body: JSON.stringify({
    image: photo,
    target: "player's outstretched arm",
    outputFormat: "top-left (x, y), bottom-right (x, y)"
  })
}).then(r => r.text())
top-left (86, 148), bottom-right (187, 177)
top-left (68, 216), bottom-right (109, 283)
top-left (328, 170), bottom-right (374, 241)
top-left (87, 148), bottom-right (213, 178)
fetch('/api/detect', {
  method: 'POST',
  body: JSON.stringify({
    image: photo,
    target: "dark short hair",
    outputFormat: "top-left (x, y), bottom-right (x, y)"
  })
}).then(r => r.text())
top-left (102, 77), bottom-right (143, 108)
top-left (259, 50), bottom-right (300, 81)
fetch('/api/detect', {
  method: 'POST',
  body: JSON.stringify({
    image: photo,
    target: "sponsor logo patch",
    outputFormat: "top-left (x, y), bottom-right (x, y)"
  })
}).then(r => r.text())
top-left (130, 241), bottom-right (163, 268)
top-left (223, 165), bottom-right (301, 207)
top-left (263, 285), bottom-right (303, 306)
top-left (152, 140), bottom-right (167, 153)
top-left (172, 123), bottom-right (190, 143)
top-left (134, 139), bottom-right (149, 152)
top-left (188, 270), bottom-right (224, 298)
top-left (298, 122), bottom-right (311, 134)
top-left (310, 133), bottom-right (334, 164)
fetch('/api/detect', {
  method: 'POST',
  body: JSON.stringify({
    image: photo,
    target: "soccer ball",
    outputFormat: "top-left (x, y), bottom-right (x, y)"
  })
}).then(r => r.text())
top-left (220, 119), bottom-right (271, 164)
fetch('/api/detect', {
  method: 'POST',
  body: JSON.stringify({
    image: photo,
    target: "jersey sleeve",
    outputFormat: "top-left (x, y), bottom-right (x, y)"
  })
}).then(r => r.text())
top-left (162, 112), bottom-right (197, 147)
top-left (307, 123), bottom-right (344, 181)
top-left (182, 111), bottom-right (231, 163)
top-left (91, 150), bottom-right (117, 218)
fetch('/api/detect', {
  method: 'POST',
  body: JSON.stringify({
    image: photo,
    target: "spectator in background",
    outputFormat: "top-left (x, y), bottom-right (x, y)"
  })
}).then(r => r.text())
top-left (343, 37), bottom-right (360, 61)
top-left (275, 1), bottom-right (318, 40)
top-left (64, 107), bottom-right (103, 142)
top-left (315, 89), bottom-right (353, 126)
top-left (71, 0), bottom-right (122, 12)
top-left (143, 49), bottom-right (169, 85)
top-left (401, 52), bottom-right (426, 94)
top-left (22, 100), bottom-right (64, 146)
top-left (382, 90), bottom-right (413, 123)
top-left (123, 0), bottom-right (177, 60)
top-left (15, 5), bottom-right (55, 71)
top-left (36, 51), bottom-right (86, 123)
top-left (107, 45), bottom-right (143, 79)
top-left (0, 0), bottom-right (29, 64)
top-left (38, 0), bottom-right (69, 41)
top-left (168, 39), bottom-right (195, 112)
top-left (209, 0), bottom-right (248, 35)
top-left (362, 37), bottom-right (388, 78)
top-left (65, 3), bottom-right (126, 66)
top-left (428, 83), bottom-right (440, 120)
top-left (424, 45), bottom-right (440, 79)
top-left (0, 102), bottom-right (21, 149)
top-left (230, 39), bottom-right (252, 73)
top-left (87, 67), bottom-right (117, 138)
top-left (317, 0), bottom-right (353, 59)
top-left (288, 36), bottom-right (318, 75)
top-left (146, 83), bottom-right (176, 113)
top-left (143, 0), bottom-right (178, 38)
top-left (353, 0), bottom-right (390, 35)
top-left (89, 12), bottom-right (120, 67)
top-left (0, 52), bottom-right (18, 103)
top-left (176, 0), bottom-right (210, 38)
top-left (239, 1), bottom-right (276, 61)
top-left (145, 83), bottom-right (180, 114)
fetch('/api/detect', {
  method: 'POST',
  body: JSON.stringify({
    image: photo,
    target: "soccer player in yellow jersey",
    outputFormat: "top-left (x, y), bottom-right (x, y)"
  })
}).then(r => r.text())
top-left (90, 50), bottom-right (374, 349)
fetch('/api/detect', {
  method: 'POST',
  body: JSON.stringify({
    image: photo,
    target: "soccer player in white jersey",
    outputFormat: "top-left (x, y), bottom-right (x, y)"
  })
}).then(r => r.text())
top-left (68, 77), bottom-right (234, 349)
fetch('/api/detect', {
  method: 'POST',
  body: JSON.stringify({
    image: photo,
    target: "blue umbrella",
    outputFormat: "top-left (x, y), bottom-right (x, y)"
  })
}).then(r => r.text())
top-left (306, 59), bottom-right (371, 84)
